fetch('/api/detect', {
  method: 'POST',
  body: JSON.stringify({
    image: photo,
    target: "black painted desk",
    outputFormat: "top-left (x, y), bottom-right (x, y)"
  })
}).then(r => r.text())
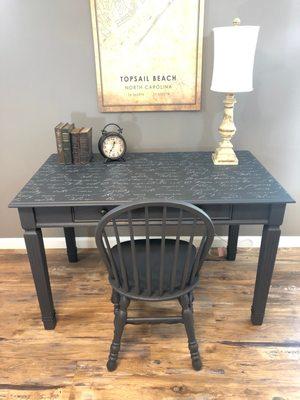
top-left (9, 151), bottom-right (294, 330)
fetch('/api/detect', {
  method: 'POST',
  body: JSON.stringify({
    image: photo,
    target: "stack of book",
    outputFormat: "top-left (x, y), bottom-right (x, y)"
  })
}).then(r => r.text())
top-left (55, 123), bottom-right (92, 165)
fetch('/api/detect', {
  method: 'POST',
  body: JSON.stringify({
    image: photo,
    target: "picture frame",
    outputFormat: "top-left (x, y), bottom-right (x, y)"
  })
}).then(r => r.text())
top-left (90, 0), bottom-right (205, 112)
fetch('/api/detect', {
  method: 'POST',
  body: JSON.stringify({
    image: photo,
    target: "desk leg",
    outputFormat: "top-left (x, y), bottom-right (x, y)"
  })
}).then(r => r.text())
top-left (64, 227), bottom-right (78, 263)
top-left (227, 225), bottom-right (240, 261)
top-left (251, 225), bottom-right (281, 325)
top-left (24, 229), bottom-right (56, 330)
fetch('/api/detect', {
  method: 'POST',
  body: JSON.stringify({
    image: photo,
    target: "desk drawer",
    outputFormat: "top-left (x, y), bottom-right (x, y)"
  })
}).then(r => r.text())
top-left (73, 206), bottom-right (114, 222)
top-left (73, 204), bottom-right (232, 222)
top-left (232, 204), bottom-right (270, 221)
top-left (198, 204), bottom-right (231, 220)
top-left (35, 207), bottom-right (73, 224)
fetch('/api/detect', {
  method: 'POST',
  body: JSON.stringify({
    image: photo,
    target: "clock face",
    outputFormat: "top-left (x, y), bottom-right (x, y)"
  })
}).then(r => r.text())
top-left (102, 134), bottom-right (125, 159)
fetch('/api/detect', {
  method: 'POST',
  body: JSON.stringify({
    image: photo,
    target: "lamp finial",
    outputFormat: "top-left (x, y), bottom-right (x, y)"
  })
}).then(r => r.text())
top-left (233, 17), bottom-right (241, 26)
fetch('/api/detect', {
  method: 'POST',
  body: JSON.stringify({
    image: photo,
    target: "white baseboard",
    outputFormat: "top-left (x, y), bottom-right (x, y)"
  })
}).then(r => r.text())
top-left (0, 236), bottom-right (300, 250)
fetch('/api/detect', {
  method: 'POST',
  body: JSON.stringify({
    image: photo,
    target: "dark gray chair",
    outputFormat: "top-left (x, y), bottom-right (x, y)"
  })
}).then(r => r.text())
top-left (95, 200), bottom-right (214, 371)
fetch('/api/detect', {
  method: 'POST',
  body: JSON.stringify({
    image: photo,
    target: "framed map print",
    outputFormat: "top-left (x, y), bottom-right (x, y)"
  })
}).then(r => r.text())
top-left (90, 0), bottom-right (205, 112)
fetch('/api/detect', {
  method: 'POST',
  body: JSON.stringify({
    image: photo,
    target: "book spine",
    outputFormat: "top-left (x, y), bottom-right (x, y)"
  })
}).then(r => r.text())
top-left (88, 131), bottom-right (93, 162)
top-left (55, 126), bottom-right (64, 164)
top-left (79, 131), bottom-right (92, 164)
top-left (71, 133), bottom-right (81, 165)
top-left (62, 131), bottom-right (72, 164)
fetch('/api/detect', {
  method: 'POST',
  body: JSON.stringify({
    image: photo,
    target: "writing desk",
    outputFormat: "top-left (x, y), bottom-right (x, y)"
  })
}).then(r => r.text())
top-left (9, 151), bottom-right (294, 330)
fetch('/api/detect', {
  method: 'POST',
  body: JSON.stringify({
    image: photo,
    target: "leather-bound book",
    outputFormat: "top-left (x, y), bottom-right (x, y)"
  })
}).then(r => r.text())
top-left (55, 122), bottom-right (67, 164)
top-left (61, 123), bottom-right (74, 164)
top-left (79, 127), bottom-right (93, 164)
top-left (70, 128), bottom-right (82, 165)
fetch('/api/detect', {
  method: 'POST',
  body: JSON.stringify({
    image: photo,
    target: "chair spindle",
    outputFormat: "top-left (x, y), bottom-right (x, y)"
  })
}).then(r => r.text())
top-left (145, 206), bottom-right (151, 295)
top-left (159, 206), bottom-right (167, 295)
top-left (128, 211), bottom-right (139, 293)
top-left (170, 208), bottom-right (183, 292)
top-left (113, 219), bottom-right (128, 291)
top-left (103, 230), bottom-right (120, 287)
top-left (181, 219), bottom-right (197, 290)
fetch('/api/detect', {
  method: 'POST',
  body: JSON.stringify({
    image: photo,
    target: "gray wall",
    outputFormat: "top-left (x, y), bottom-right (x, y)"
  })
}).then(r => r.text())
top-left (1, 0), bottom-right (299, 239)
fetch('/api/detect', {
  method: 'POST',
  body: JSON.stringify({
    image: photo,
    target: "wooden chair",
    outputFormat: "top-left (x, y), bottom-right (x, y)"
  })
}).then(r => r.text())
top-left (95, 200), bottom-right (214, 371)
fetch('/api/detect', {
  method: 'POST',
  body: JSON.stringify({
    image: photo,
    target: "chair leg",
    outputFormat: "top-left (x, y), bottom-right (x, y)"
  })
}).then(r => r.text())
top-left (188, 291), bottom-right (195, 313)
top-left (107, 295), bottom-right (130, 372)
top-left (111, 289), bottom-right (120, 315)
top-left (179, 294), bottom-right (202, 371)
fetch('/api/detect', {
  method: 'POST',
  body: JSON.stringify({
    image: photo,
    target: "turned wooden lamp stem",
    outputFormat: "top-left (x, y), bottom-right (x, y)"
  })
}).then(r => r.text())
top-left (212, 93), bottom-right (238, 165)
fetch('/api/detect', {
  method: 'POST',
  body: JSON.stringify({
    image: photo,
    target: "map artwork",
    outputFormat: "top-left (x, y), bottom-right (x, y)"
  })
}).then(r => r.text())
top-left (90, 0), bottom-right (205, 112)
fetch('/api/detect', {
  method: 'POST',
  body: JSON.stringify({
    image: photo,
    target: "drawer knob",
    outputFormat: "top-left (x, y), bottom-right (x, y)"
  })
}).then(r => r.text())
top-left (99, 208), bottom-right (108, 216)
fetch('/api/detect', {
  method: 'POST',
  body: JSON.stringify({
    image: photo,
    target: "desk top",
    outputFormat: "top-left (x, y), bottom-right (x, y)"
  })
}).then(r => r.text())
top-left (9, 151), bottom-right (294, 208)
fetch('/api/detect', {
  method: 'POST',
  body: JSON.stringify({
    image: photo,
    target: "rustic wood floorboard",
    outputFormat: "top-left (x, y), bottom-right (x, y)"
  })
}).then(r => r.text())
top-left (0, 248), bottom-right (299, 400)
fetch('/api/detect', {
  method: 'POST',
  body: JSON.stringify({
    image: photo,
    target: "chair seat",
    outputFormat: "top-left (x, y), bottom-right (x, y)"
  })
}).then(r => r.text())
top-left (111, 239), bottom-right (196, 294)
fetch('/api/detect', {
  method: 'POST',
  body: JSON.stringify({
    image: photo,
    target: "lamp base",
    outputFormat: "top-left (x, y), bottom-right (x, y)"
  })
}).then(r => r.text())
top-left (212, 146), bottom-right (239, 165)
top-left (212, 93), bottom-right (239, 166)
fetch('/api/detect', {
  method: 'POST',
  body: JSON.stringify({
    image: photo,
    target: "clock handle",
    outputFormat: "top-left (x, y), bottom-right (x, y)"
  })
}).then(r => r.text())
top-left (102, 123), bottom-right (123, 134)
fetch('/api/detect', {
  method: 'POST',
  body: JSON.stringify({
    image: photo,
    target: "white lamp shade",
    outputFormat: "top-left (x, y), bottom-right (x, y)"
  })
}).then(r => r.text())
top-left (211, 26), bottom-right (260, 93)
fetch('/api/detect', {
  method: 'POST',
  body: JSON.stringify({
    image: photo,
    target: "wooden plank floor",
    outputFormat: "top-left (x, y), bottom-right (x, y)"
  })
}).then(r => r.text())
top-left (0, 248), bottom-right (299, 400)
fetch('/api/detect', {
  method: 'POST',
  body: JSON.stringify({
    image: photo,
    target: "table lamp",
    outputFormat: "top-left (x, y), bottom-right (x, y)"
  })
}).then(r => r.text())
top-left (211, 18), bottom-right (260, 165)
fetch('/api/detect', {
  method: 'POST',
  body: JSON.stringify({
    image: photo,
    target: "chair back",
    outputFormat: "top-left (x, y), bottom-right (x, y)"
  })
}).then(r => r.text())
top-left (95, 201), bottom-right (214, 300)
